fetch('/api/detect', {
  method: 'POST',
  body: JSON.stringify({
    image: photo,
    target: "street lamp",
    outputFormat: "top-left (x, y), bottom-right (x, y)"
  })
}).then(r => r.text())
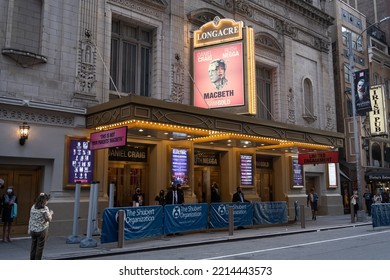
top-left (347, 16), bottom-right (390, 210)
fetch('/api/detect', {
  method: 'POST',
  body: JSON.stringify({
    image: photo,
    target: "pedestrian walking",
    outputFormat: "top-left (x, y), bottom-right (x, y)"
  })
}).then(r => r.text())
top-left (307, 188), bottom-right (318, 220)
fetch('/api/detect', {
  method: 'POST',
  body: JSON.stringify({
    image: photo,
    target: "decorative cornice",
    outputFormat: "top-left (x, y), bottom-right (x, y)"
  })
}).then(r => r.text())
top-left (109, 0), bottom-right (168, 12)
top-left (187, 8), bottom-right (225, 26)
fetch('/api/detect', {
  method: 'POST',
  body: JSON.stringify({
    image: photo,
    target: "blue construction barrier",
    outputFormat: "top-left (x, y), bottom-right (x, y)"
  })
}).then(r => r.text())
top-left (101, 205), bottom-right (163, 243)
top-left (163, 203), bottom-right (209, 235)
top-left (209, 202), bottom-right (253, 228)
top-left (100, 202), bottom-right (288, 243)
top-left (371, 203), bottom-right (390, 228)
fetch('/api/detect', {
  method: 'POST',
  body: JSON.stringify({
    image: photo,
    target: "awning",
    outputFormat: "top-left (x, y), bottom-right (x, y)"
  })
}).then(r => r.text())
top-left (340, 170), bottom-right (351, 181)
top-left (365, 171), bottom-right (390, 181)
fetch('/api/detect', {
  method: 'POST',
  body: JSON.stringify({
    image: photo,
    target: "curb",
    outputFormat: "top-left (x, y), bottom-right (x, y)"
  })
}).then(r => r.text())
top-left (48, 222), bottom-right (373, 260)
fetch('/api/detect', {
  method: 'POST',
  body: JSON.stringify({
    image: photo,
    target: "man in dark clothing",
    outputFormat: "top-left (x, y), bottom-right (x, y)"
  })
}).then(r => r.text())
top-left (363, 188), bottom-right (373, 216)
top-left (165, 184), bottom-right (184, 205)
top-left (232, 187), bottom-right (249, 203)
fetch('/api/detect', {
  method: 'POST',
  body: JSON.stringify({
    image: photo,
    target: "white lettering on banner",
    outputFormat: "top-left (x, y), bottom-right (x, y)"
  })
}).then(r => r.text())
top-left (172, 205), bottom-right (203, 219)
top-left (122, 208), bottom-right (156, 225)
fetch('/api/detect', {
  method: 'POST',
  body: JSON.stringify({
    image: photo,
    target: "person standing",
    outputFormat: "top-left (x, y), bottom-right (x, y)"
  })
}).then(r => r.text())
top-left (166, 184), bottom-right (184, 205)
top-left (307, 188), bottom-right (318, 220)
top-left (373, 190), bottom-right (382, 204)
top-left (154, 189), bottom-right (166, 206)
top-left (350, 190), bottom-right (359, 221)
top-left (363, 187), bottom-right (373, 216)
top-left (28, 193), bottom-right (54, 260)
top-left (232, 187), bottom-right (249, 203)
top-left (2, 186), bottom-right (17, 242)
top-left (132, 187), bottom-right (144, 207)
top-left (210, 182), bottom-right (221, 203)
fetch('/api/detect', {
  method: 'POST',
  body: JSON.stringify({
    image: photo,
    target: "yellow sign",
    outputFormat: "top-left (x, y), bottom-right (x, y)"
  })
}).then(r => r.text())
top-left (194, 17), bottom-right (243, 48)
top-left (369, 85), bottom-right (388, 136)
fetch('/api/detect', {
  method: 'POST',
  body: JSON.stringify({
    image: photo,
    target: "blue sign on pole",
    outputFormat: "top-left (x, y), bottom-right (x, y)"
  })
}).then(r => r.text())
top-left (101, 206), bottom-right (163, 243)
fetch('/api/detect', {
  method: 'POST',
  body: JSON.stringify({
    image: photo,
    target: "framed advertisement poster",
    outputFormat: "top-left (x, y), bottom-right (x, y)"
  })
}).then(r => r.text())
top-left (64, 136), bottom-right (94, 187)
top-left (291, 156), bottom-right (304, 188)
top-left (240, 154), bottom-right (254, 186)
top-left (327, 163), bottom-right (338, 188)
top-left (170, 147), bottom-right (189, 187)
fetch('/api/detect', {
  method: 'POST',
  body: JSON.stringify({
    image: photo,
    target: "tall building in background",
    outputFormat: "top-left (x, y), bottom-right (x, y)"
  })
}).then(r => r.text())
top-left (328, 0), bottom-right (390, 213)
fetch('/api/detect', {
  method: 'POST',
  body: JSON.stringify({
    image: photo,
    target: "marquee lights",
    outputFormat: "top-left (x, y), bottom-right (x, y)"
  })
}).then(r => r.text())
top-left (94, 119), bottom-right (334, 152)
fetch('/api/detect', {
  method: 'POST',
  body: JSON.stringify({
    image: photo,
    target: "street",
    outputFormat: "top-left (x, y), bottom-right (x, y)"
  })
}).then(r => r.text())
top-left (88, 225), bottom-right (389, 260)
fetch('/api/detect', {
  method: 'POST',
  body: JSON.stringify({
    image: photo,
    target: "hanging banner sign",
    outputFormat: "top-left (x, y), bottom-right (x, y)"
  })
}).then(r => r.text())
top-left (298, 151), bottom-right (339, 165)
top-left (90, 126), bottom-right (127, 150)
top-left (369, 84), bottom-right (388, 136)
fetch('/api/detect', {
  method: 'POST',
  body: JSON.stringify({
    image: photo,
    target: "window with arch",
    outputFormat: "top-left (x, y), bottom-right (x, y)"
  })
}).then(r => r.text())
top-left (303, 78), bottom-right (317, 122)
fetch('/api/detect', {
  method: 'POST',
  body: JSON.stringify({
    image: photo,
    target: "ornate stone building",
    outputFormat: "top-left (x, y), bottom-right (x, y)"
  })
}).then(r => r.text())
top-left (0, 0), bottom-right (344, 235)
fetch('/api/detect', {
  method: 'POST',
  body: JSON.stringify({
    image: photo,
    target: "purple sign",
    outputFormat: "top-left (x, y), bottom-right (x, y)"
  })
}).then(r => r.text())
top-left (90, 126), bottom-right (127, 150)
top-left (292, 158), bottom-right (303, 187)
top-left (240, 154), bottom-right (253, 186)
top-left (171, 148), bottom-right (189, 186)
top-left (68, 139), bottom-right (94, 184)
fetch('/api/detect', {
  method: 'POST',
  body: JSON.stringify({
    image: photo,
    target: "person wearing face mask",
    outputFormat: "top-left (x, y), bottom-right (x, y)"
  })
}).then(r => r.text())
top-left (2, 186), bottom-right (17, 242)
top-left (132, 187), bottom-right (144, 207)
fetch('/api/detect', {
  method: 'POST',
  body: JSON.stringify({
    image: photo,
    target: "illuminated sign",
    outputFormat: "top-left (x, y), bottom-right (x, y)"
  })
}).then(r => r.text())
top-left (193, 42), bottom-right (245, 109)
top-left (194, 17), bottom-right (243, 48)
top-left (240, 154), bottom-right (253, 186)
top-left (328, 163), bottom-right (337, 188)
top-left (90, 126), bottom-right (127, 150)
top-left (192, 17), bottom-right (256, 115)
top-left (291, 157), bottom-right (303, 188)
top-left (67, 138), bottom-right (94, 184)
top-left (369, 85), bottom-right (388, 136)
top-left (298, 151), bottom-right (339, 165)
top-left (171, 148), bottom-right (189, 186)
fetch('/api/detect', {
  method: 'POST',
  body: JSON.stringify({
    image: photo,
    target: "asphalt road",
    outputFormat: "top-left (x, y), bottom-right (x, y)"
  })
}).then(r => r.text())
top-left (90, 225), bottom-right (390, 260)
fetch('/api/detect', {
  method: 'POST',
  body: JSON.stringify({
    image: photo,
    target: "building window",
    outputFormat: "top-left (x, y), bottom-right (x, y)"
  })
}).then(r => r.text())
top-left (110, 20), bottom-right (152, 97)
top-left (344, 63), bottom-right (350, 83)
top-left (341, 27), bottom-right (362, 51)
top-left (256, 66), bottom-right (273, 120)
top-left (2, 0), bottom-right (47, 67)
top-left (385, 79), bottom-right (390, 99)
top-left (373, 73), bottom-right (380, 85)
top-left (302, 78), bottom-right (317, 122)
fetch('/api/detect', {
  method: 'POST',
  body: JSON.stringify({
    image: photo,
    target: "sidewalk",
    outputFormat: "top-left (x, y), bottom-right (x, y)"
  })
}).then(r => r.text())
top-left (0, 214), bottom-right (372, 260)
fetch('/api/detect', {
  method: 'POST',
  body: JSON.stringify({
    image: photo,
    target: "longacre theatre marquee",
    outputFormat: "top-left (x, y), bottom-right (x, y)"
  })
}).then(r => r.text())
top-left (193, 17), bottom-right (256, 115)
